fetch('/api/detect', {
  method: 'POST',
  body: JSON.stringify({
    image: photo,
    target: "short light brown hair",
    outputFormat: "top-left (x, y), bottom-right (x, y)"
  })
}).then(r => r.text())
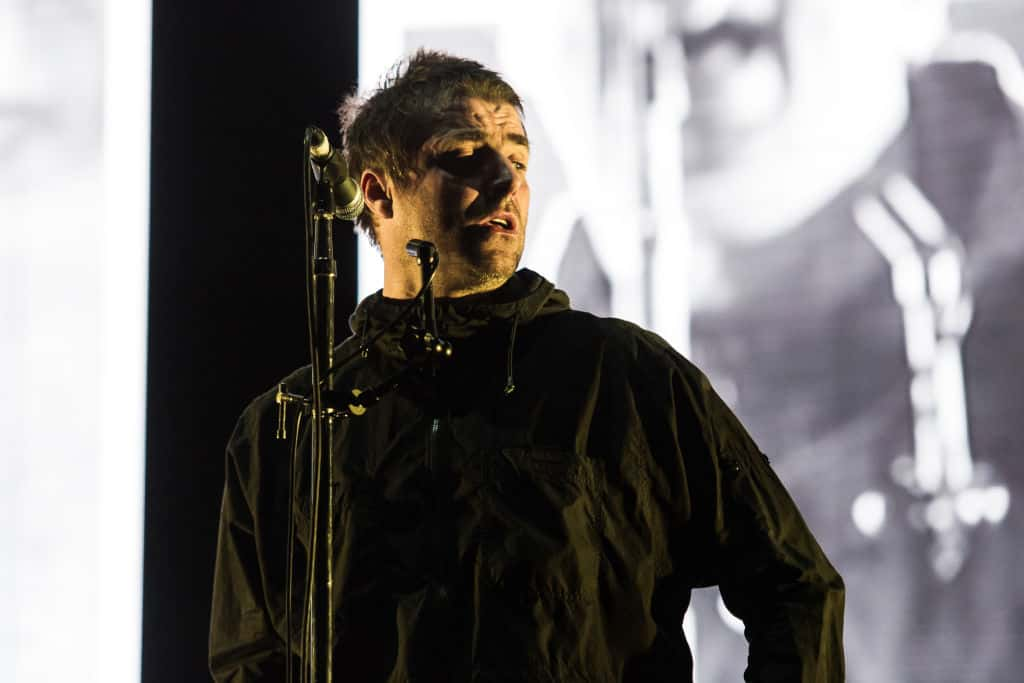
top-left (338, 49), bottom-right (523, 246)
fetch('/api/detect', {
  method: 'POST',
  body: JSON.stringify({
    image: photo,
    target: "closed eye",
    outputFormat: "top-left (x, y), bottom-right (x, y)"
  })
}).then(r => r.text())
top-left (433, 147), bottom-right (485, 176)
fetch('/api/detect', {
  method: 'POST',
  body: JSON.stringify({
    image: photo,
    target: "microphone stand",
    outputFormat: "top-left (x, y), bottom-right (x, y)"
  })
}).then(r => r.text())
top-left (276, 130), bottom-right (452, 683)
top-left (276, 235), bottom-right (452, 683)
top-left (306, 152), bottom-right (337, 683)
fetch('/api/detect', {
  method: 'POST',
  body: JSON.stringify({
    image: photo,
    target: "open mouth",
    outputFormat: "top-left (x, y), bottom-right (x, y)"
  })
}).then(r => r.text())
top-left (679, 10), bottom-right (789, 140)
top-left (469, 212), bottom-right (517, 233)
top-left (683, 19), bottom-right (781, 61)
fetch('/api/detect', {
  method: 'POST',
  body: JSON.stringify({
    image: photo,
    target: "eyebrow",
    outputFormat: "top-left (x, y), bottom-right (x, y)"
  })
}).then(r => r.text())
top-left (433, 127), bottom-right (530, 152)
top-left (506, 132), bottom-right (530, 150)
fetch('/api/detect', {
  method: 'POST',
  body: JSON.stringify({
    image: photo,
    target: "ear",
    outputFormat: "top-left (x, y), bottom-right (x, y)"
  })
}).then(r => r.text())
top-left (361, 169), bottom-right (393, 221)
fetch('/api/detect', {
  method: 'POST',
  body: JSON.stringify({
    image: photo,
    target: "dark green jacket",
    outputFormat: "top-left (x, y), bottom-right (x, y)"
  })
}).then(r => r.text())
top-left (210, 270), bottom-right (844, 681)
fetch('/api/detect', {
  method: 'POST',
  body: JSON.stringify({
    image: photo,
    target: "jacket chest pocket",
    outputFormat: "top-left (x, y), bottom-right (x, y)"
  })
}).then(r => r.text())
top-left (474, 447), bottom-right (602, 602)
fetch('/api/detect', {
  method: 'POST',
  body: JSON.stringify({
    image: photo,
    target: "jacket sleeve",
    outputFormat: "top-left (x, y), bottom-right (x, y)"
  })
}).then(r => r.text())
top-left (209, 412), bottom-right (294, 682)
top-left (700, 385), bottom-right (846, 682)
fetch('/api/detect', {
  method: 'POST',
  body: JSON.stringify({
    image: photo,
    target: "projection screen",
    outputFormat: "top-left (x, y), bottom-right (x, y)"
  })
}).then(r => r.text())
top-left (357, 1), bottom-right (1024, 681)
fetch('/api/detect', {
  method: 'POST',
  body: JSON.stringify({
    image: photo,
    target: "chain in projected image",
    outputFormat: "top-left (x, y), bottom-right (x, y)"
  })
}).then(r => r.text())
top-left (852, 172), bottom-right (1010, 582)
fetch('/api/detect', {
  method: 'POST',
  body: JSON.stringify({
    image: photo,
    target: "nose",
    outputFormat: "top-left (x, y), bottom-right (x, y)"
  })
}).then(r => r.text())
top-left (480, 148), bottom-right (515, 203)
top-left (459, 147), bottom-right (525, 223)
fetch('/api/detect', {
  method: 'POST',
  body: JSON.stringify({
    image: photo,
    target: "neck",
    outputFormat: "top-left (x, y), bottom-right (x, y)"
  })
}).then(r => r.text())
top-left (382, 266), bottom-right (512, 300)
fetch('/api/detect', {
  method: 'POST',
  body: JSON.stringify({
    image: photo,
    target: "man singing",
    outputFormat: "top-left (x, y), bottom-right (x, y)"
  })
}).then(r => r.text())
top-left (209, 50), bottom-right (845, 682)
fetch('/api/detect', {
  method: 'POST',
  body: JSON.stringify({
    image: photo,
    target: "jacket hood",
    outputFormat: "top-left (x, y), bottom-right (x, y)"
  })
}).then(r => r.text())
top-left (346, 269), bottom-right (569, 397)
top-left (348, 268), bottom-right (569, 351)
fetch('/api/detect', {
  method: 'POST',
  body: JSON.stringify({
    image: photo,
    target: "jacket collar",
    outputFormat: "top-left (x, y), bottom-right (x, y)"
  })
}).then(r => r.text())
top-left (348, 269), bottom-right (570, 359)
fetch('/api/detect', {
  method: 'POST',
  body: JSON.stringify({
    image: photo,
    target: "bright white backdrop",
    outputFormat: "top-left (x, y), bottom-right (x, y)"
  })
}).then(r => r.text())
top-left (1, 1), bottom-right (150, 680)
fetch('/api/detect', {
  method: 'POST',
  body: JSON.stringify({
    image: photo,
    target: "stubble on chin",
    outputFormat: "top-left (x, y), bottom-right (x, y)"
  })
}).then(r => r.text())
top-left (449, 251), bottom-right (521, 295)
top-left (425, 181), bottom-right (524, 295)
top-left (438, 229), bottom-right (521, 296)
top-left (461, 267), bottom-right (512, 294)
top-left (470, 223), bottom-right (522, 262)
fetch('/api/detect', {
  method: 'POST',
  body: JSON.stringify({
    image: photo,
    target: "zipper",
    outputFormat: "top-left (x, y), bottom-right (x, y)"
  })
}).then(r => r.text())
top-left (425, 414), bottom-right (445, 601)
top-left (426, 416), bottom-right (440, 471)
top-left (425, 370), bottom-right (446, 598)
top-left (425, 363), bottom-right (441, 473)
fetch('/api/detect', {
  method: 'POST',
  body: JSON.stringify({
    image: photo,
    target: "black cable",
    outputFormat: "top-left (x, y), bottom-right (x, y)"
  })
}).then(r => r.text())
top-left (302, 129), bottom-right (317, 361)
top-left (285, 408), bottom-right (302, 683)
top-left (299, 129), bottom-right (316, 683)
top-left (293, 130), bottom-right (439, 681)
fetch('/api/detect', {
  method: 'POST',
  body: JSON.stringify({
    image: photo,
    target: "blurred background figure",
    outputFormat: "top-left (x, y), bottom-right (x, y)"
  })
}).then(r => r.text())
top-left (656, 0), bottom-right (1024, 680)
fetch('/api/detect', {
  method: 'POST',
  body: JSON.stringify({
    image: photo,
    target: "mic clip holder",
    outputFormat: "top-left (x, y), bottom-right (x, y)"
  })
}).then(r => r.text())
top-left (402, 239), bottom-right (453, 364)
top-left (311, 169), bottom-right (338, 222)
top-left (274, 239), bottom-right (453, 438)
top-left (275, 381), bottom-right (393, 438)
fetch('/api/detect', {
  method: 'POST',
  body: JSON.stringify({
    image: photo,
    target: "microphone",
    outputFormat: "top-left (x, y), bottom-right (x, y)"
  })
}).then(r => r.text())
top-left (403, 239), bottom-right (452, 359)
top-left (307, 126), bottom-right (364, 221)
top-left (405, 239), bottom-right (438, 265)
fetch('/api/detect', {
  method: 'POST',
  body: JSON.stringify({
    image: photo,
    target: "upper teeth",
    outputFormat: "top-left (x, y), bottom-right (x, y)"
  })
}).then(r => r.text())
top-left (490, 218), bottom-right (509, 227)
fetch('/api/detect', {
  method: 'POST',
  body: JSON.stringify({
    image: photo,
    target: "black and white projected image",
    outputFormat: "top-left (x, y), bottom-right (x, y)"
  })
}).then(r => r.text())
top-left (359, 1), bottom-right (1024, 680)
top-left (666, 2), bottom-right (1024, 681)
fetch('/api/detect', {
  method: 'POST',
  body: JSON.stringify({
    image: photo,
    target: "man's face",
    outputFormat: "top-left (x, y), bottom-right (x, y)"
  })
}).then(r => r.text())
top-left (388, 97), bottom-right (531, 296)
top-left (678, 0), bottom-right (788, 171)
top-left (678, 0), bottom-right (936, 172)
top-left (674, 0), bottom-right (932, 242)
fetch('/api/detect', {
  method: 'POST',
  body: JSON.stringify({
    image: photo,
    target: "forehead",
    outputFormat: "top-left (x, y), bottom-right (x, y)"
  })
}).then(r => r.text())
top-left (461, 97), bottom-right (524, 132)
top-left (427, 97), bottom-right (528, 147)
